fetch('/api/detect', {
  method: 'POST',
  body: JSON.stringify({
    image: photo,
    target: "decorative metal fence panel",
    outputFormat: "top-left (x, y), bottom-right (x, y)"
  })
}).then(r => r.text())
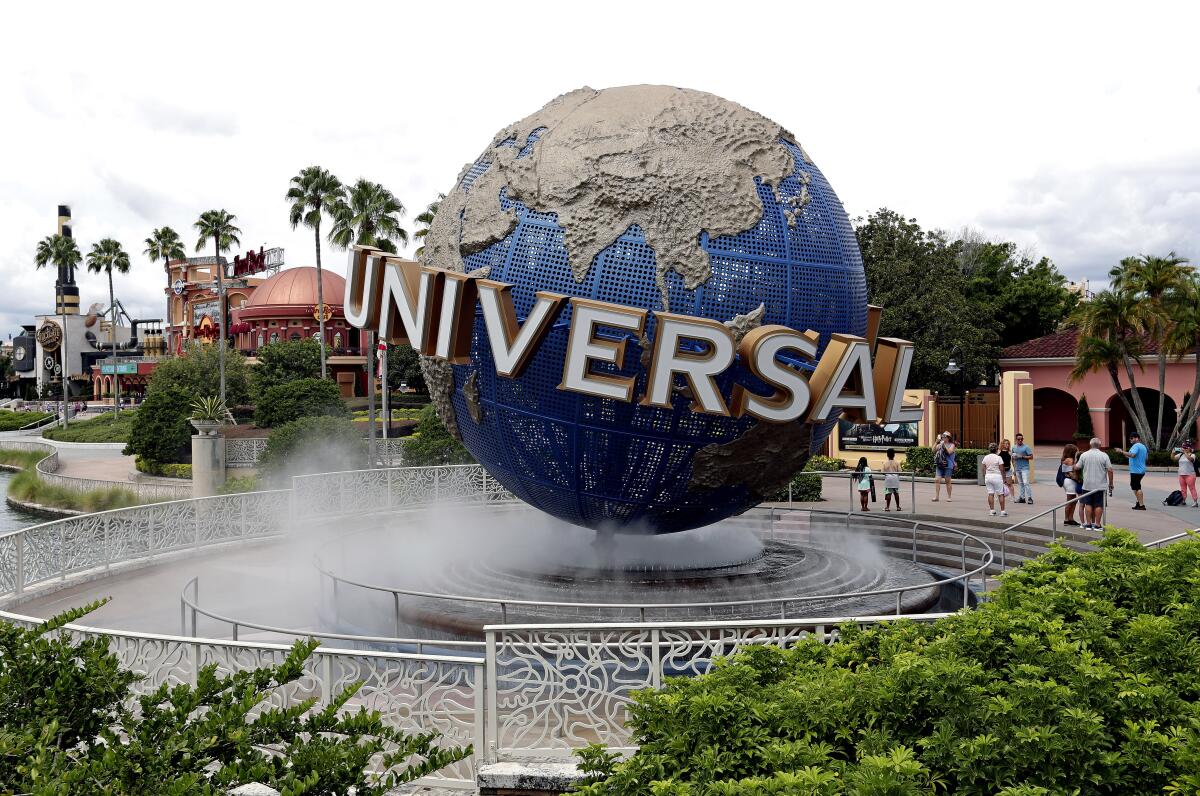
top-left (291, 464), bottom-right (514, 520)
top-left (226, 437), bottom-right (268, 468)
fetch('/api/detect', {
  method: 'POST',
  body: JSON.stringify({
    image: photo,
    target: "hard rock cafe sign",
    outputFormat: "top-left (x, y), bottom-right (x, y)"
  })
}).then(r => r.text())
top-left (36, 322), bottom-right (62, 352)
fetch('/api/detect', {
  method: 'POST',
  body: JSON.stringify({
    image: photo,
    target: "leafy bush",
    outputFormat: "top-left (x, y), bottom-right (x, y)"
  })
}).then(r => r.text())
top-left (124, 387), bottom-right (192, 465)
top-left (260, 415), bottom-right (365, 482)
top-left (772, 455), bottom-right (844, 502)
top-left (403, 405), bottom-right (474, 466)
top-left (218, 474), bottom-right (261, 494)
top-left (8, 469), bottom-right (140, 512)
top-left (578, 529), bottom-right (1200, 795)
top-left (0, 410), bottom-right (53, 431)
top-left (254, 378), bottom-right (347, 428)
top-left (904, 445), bottom-right (986, 477)
top-left (134, 456), bottom-right (192, 479)
top-left (146, 341), bottom-right (251, 404)
top-left (1077, 393), bottom-right (1096, 438)
top-left (253, 338), bottom-right (323, 396)
top-left (1106, 448), bottom-right (1175, 467)
top-left (0, 603), bottom-right (470, 794)
top-left (42, 410), bottom-right (137, 443)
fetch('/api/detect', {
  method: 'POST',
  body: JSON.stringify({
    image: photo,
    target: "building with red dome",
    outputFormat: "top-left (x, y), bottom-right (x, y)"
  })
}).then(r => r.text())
top-left (230, 266), bottom-right (368, 397)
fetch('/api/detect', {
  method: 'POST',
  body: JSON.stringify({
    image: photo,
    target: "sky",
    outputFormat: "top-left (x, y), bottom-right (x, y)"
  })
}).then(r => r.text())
top-left (1, 0), bottom-right (1197, 335)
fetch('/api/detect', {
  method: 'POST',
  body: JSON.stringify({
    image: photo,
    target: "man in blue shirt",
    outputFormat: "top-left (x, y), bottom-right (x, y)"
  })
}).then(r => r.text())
top-left (1012, 433), bottom-right (1034, 504)
top-left (1116, 431), bottom-right (1148, 510)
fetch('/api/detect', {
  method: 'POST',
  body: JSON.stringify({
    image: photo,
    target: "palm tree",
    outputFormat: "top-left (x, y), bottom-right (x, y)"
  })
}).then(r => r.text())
top-left (329, 179), bottom-right (408, 254)
top-left (193, 210), bottom-right (241, 404)
top-left (1071, 288), bottom-right (1156, 446)
top-left (1163, 273), bottom-right (1200, 449)
top-left (412, 193), bottom-right (444, 259)
top-left (144, 227), bottom-right (187, 352)
top-left (86, 239), bottom-right (132, 414)
top-left (34, 235), bottom-right (81, 423)
top-left (1110, 253), bottom-right (1193, 445)
top-left (286, 166), bottom-right (345, 379)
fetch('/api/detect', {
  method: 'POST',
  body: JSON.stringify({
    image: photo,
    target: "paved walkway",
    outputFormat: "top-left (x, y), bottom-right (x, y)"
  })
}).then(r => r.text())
top-left (0, 416), bottom-right (140, 485)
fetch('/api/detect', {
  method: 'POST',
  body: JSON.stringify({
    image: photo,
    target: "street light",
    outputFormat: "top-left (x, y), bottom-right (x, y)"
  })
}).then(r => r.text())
top-left (946, 349), bottom-right (965, 445)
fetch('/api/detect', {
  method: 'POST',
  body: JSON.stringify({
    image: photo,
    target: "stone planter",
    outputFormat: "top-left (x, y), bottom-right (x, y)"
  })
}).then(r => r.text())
top-left (190, 419), bottom-right (223, 437)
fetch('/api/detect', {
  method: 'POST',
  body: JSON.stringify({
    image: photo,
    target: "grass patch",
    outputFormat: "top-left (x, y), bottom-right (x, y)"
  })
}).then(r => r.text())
top-left (0, 410), bottom-right (54, 431)
top-left (0, 449), bottom-right (49, 470)
top-left (134, 456), bottom-right (192, 479)
top-left (7, 469), bottom-right (141, 512)
top-left (42, 411), bottom-right (137, 443)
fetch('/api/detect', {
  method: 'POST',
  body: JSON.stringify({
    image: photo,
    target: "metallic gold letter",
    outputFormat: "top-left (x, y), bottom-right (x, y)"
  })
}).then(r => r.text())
top-left (478, 281), bottom-right (567, 378)
top-left (558, 298), bottom-right (647, 402)
top-left (730, 326), bottom-right (817, 423)
top-left (640, 313), bottom-right (736, 416)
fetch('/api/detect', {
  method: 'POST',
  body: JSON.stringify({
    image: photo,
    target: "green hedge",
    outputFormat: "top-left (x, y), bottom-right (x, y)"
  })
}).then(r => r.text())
top-left (42, 411), bottom-right (137, 443)
top-left (254, 378), bottom-right (347, 428)
top-left (134, 457), bottom-right (192, 479)
top-left (0, 410), bottom-right (53, 431)
top-left (772, 455), bottom-right (845, 502)
top-left (1106, 448), bottom-right (1176, 467)
top-left (578, 529), bottom-right (1200, 795)
top-left (904, 445), bottom-right (986, 477)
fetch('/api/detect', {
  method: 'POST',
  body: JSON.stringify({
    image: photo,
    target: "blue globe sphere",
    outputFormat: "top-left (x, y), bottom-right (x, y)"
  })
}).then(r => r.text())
top-left (431, 90), bottom-right (868, 533)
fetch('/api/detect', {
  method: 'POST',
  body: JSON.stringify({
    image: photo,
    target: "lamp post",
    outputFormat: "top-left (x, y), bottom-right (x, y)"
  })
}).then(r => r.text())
top-left (946, 349), bottom-right (965, 446)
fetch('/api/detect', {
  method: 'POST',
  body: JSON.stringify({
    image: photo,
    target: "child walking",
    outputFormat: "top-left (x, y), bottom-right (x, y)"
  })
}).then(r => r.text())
top-left (882, 448), bottom-right (902, 511)
top-left (855, 456), bottom-right (873, 511)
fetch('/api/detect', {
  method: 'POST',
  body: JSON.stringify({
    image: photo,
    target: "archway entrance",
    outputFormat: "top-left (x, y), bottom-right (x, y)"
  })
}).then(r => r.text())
top-left (1108, 388), bottom-right (1177, 448)
top-left (1033, 388), bottom-right (1078, 444)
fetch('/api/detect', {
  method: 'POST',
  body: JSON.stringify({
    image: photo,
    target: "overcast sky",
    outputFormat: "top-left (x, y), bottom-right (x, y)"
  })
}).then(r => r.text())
top-left (2, 1), bottom-right (1197, 335)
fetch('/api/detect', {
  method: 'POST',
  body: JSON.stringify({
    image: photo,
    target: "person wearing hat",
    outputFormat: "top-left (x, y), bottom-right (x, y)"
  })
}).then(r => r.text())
top-left (1115, 431), bottom-right (1149, 510)
top-left (1173, 441), bottom-right (1198, 507)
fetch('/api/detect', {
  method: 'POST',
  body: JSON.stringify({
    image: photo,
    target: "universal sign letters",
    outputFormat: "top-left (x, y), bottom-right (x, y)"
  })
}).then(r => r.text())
top-left (344, 246), bottom-right (922, 426)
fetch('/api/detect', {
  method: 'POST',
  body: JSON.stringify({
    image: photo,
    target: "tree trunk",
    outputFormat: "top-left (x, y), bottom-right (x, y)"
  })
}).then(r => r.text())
top-left (1166, 339), bottom-right (1200, 449)
top-left (315, 222), bottom-right (327, 380)
top-left (1119, 350), bottom-right (1156, 446)
top-left (215, 237), bottom-right (226, 405)
top-left (1156, 350), bottom-right (1167, 446)
top-left (109, 271), bottom-right (119, 415)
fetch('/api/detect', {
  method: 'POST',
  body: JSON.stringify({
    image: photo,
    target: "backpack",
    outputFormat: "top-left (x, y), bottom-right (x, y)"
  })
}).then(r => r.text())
top-left (934, 444), bottom-right (948, 468)
top-left (1055, 466), bottom-right (1066, 488)
top-left (1164, 490), bottom-right (1186, 507)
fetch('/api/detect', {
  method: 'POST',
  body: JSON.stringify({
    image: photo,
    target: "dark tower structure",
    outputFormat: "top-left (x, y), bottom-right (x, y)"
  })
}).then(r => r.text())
top-left (56, 204), bottom-right (80, 315)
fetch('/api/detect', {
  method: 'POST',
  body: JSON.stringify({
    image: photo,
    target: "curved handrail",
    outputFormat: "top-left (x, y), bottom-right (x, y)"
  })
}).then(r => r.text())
top-left (311, 505), bottom-right (993, 623)
top-left (992, 487), bottom-right (1107, 570)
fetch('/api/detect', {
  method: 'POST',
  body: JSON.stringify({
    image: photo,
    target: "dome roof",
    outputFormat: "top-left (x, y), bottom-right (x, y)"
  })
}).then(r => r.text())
top-left (247, 266), bottom-right (345, 307)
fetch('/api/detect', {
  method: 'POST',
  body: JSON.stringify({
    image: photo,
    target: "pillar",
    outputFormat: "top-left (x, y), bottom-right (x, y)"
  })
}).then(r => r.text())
top-left (191, 425), bottom-right (226, 498)
top-left (1000, 370), bottom-right (1036, 480)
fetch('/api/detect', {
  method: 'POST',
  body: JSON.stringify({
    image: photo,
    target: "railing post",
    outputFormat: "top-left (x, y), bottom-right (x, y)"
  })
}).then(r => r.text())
top-left (910, 471), bottom-right (916, 515)
top-left (650, 628), bottom-right (662, 688)
top-left (911, 523), bottom-right (918, 562)
top-left (473, 662), bottom-right (486, 775)
top-left (59, 523), bottom-right (66, 580)
top-left (320, 654), bottom-right (333, 704)
top-left (895, 589), bottom-right (903, 615)
top-left (787, 481), bottom-right (793, 503)
top-left (387, 469), bottom-right (394, 509)
top-left (394, 591), bottom-right (402, 637)
top-left (15, 532), bottom-right (24, 596)
top-left (485, 630), bottom-right (499, 763)
top-left (1051, 509), bottom-right (1057, 543)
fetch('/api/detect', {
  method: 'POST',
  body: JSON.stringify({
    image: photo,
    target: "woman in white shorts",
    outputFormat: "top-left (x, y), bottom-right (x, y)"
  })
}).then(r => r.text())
top-left (981, 442), bottom-right (1007, 517)
top-left (1061, 443), bottom-right (1080, 526)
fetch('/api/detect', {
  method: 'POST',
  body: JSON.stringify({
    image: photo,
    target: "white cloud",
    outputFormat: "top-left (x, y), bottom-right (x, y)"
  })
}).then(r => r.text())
top-left (1, 0), bottom-right (1198, 334)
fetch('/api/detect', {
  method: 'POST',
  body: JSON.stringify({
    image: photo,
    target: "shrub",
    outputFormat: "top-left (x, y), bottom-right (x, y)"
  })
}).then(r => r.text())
top-left (578, 529), bottom-right (1200, 795)
top-left (124, 387), bottom-right (192, 465)
top-left (134, 457), bottom-right (192, 479)
top-left (1076, 393), bottom-right (1095, 438)
top-left (771, 455), bottom-right (844, 502)
top-left (0, 448), bottom-right (48, 470)
top-left (903, 445), bottom-right (986, 477)
top-left (253, 338), bottom-right (323, 395)
top-left (254, 378), bottom-right (347, 428)
top-left (0, 410), bottom-right (53, 431)
top-left (218, 474), bottom-right (260, 494)
top-left (42, 411), bottom-right (137, 443)
top-left (260, 415), bottom-right (365, 482)
top-left (403, 405), bottom-right (474, 466)
top-left (0, 603), bottom-right (470, 794)
top-left (146, 341), bottom-right (251, 404)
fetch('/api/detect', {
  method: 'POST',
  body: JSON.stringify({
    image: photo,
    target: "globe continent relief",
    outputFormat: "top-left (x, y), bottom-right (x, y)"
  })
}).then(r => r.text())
top-left (419, 85), bottom-right (868, 534)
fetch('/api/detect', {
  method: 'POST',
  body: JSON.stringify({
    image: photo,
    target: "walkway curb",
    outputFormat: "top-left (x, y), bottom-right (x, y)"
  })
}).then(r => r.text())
top-left (5, 496), bottom-right (79, 519)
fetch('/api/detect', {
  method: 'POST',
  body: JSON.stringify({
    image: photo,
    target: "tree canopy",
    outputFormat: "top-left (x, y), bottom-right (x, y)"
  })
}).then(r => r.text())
top-left (253, 338), bottom-right (324, 396)
top-left (147, 342), bottom-right (251, 405)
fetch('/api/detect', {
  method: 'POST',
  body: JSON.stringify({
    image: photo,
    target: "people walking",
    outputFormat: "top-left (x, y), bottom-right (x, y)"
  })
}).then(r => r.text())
top-left (882, 448), bottom-right (902, 511)
top-left (1059, 443), bottom-right (1080, 526)
top-left (932, 431), bottom-right (956, 502)
top-left (1174, 441), bottom-right (1198, 507)
top-left (854, 457), bottom-right (873, 511)
top-left (1012, 433), bottom-right (1034, 504)
top-left (1075, 437), bottom-right (1114, 531)
top-left (999, 439), bottom-right (1014, 501)
top-left (982, 442), bottom-right (1007, 517)
top-left (1115, 431), bottom-right (1148, 510)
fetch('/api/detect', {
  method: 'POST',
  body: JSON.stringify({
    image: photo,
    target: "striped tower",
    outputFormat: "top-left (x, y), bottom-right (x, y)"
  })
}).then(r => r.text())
top-left (56, 204), bottom-right (80, 315)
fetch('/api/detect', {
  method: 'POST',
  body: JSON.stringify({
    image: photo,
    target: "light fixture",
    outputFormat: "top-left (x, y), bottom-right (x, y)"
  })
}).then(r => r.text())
top-left (945, 357), bottom-right (960, 376)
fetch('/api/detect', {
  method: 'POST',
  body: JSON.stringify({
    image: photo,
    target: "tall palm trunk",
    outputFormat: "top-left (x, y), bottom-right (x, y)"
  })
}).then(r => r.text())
top-left (1166, 339), bottom-right (1200, 449)
top-left (1156, 349), bottom-right (1168, 447)
top-left (1118, 352), bottom-right (1156, 444)
top-left (314, 223), bottom-right (327, 379)
top-left (109, 271), bottom-right (120, 415)
top-left (214, 237), bottom-right (225, 404)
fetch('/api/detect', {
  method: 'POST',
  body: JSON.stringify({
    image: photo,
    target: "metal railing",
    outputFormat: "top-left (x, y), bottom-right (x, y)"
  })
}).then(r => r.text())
top-left (991, 488), bottom-right (1108, 573)
top-left (0, 440), bottom-right (191, 502)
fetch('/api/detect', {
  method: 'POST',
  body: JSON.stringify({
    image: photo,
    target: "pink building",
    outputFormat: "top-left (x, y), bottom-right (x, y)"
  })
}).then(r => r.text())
top-left (999, 329), bottom-right (1199, 447)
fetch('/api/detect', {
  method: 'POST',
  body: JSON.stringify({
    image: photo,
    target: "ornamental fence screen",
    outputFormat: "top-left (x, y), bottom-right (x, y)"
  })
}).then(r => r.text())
top-left (0, 440), bottom-right (192, 502)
